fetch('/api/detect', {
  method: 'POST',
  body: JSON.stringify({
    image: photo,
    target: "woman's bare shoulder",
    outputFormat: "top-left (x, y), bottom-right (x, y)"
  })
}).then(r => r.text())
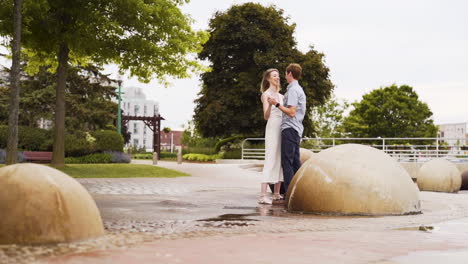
top-left (261, 91), bottom-right (271, 98)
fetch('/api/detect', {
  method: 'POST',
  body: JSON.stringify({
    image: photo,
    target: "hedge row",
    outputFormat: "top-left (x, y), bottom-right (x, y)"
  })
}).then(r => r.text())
top-left (64, 151), bottom-right (130, 164)
top-left (182, 153), bottom-right (221, 162)
top-left (0, 126), bottom-right (124, 157)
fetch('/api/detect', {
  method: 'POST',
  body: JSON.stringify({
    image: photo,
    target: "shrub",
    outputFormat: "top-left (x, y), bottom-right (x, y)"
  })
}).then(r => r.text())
top-left (104, 151), bottom-right (131, 163)
top-left (132, 152), bottom-right (178, 160)
top-left (182, 153), bottom-right (221, 162)
top-left (214, 135), bottom-right (245, 152)
top-left (160, 152), bottom-right (177, 159)
top-left (221, 148), bottom-right (242, 159)
top-left (92, 130), bottom-right (124, 152)
top-left (132, 153), bottom-right (153, 159)
top-left (182, 147), bottom-right (216, 155)
top-left (0, 125), bottom-right (50, 151)
top-left (65, 153), bottom-right (113, 164)
top-left (65, 132), bottom-right (94, 157)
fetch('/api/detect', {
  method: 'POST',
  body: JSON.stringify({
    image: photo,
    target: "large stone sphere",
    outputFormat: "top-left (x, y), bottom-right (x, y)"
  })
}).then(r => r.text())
top-left (286, 144), bottom-right (420, 215)
top-left (417, 159), bottom-right (461, 193)
top-left (0, 164), bottom-right (104, 245)
top-left (461, 170), bottom-right (468, 190)
top-left (300, 148), bottom-right (314, 165)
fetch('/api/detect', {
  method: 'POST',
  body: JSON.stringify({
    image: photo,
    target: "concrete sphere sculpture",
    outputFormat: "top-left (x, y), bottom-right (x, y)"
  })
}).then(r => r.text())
top-left (286, 144), bottom-right (421, 215)
top-left (0, 164), bottom-right (104, 245)
top-left (417, 159), bottom-right (461, 193)
top-left (299, 148), bottom-right (314, 165)
top-left (461, 170), bottom-right (468, 190)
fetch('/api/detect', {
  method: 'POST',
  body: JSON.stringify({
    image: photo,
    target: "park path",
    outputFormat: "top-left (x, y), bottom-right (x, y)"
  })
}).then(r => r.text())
top-left (31, 160), bottom-right (468, 263)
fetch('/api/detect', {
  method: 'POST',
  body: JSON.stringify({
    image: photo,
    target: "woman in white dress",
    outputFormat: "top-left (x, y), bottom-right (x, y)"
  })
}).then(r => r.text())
top-left (259, 68), bottom-right (283, 204)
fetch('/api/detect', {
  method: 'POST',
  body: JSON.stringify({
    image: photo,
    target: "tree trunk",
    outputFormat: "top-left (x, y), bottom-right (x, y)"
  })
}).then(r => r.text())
top-left (51, 43), bottom-right (69, 167)
top-left (6, 0), bottom-right (23, 165)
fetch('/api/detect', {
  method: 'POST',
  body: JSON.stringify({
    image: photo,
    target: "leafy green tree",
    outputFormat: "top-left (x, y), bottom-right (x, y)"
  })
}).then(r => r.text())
top-left (0, 0), bottom-right (208, 166)
top-left (343, 84), bottom-right (437, 139)
top-left (193, 3), bottom-right (333, 138)
top-left (310, 95), bottom-right (349, 138)
top-left (0, 64), bottom-right (118, 132)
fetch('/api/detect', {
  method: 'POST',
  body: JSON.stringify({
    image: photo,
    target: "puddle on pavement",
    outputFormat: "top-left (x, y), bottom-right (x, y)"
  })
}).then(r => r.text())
top-left (197, 213), bottom-right (259, 227)
top-left (198, 213), bottom-right (260, 222)
top-left (197, 205), bottom-right (382, 226)
top-left (397, 225), bottom-right (440, 232)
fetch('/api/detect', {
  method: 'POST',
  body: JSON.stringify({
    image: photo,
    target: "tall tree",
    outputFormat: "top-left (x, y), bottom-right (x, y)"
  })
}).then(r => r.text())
top-left (5, 0), bottom-right (22, 164)
top-left (0, 0), bottom-right (208, 166)
top-left (0, 64), bottom-right (118, 131)
top-left (343, 84), bottom-right (437, 139)
top-left (193, 3), bottom-right (333, 138)
top-left (310, 94), bottom-right (349, 138)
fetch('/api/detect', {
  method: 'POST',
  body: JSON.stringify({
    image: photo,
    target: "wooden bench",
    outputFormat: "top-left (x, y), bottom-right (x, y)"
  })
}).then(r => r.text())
top-left (23, 151), bottom-right (53, 163)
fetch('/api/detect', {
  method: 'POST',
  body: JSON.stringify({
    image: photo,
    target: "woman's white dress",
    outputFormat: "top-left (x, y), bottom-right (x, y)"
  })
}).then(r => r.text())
top-left (261, 91), bottom-right (283, 183)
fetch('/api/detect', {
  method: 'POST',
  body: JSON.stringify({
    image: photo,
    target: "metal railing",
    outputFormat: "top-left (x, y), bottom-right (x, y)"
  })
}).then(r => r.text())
top-left (241, 137), bottom-right (468, 162)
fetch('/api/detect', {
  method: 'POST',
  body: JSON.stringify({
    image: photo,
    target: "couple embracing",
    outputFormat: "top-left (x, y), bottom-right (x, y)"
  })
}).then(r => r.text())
top-left (259, 63), bottom-right (306, 205)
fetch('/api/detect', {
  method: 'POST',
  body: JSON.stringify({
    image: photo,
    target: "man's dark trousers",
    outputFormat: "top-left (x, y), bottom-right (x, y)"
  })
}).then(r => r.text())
top-left (281, 127), bottom-right (301, 193)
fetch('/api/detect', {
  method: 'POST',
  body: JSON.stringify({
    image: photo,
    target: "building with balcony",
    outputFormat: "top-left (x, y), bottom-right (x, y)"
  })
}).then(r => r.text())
top-left (121, 86), bottom-right (159, 151)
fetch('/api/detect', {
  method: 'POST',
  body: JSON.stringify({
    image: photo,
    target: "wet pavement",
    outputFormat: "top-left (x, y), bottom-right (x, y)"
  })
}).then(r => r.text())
top-left (2, 160), bottom-right (468, 263)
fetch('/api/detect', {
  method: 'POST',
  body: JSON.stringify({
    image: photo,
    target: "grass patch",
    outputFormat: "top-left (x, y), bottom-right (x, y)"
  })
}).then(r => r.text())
top-left (55, 164), bottom-right (190, 178)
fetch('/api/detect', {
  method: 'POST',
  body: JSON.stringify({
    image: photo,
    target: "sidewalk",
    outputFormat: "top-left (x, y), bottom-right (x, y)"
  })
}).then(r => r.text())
top-left (44, 219), bottom-right (468, 264)
top-left (6, 160), bottom-right (468, 264)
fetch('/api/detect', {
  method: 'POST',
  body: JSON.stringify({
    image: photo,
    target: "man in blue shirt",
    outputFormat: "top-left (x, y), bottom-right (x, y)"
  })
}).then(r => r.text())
top-left (268, 63), bottom-right (306, 193)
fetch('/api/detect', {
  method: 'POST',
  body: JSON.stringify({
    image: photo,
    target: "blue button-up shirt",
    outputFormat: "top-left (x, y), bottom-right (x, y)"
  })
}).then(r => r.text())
top-left (281, 80), bottom-right (306, 137)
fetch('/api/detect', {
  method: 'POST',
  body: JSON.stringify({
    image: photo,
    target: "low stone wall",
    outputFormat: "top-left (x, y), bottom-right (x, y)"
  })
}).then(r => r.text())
top-left (400, 162), bottom-right (468, 180)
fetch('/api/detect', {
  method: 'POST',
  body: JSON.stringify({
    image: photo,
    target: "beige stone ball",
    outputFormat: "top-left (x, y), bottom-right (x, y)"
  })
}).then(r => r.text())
top-left (417, 159), bottom-right (461, 193)
top-left (300, 148), bottom-right (314, 165)
top-left (0, 164), bottom-right (104, 245)
top-left (286, 144), bottom-right (420, 215)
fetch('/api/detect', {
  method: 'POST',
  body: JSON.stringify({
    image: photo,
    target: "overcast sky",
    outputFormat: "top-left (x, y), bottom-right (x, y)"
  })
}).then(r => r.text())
top-left (113, 0), bottom-right (467, 130)
top-left (3, 0), bottom-right (467, 130)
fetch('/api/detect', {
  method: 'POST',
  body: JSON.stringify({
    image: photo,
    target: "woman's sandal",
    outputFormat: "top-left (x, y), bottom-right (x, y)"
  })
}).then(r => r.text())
top-left (258, 195), bottom-right (272, 205)
top-left (273, 193), bottom-right (284, 201)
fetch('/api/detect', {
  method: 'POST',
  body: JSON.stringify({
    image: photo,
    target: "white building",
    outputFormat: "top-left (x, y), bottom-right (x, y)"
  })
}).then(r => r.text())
top-left (121, 86), bottom-right (159, 151)
top-left (438, 122), bottom-right (467, 145)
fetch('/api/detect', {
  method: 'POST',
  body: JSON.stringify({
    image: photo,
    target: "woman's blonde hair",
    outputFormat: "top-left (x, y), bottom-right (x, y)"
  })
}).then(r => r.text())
top-left (260, 68), bottom-right (280, 93)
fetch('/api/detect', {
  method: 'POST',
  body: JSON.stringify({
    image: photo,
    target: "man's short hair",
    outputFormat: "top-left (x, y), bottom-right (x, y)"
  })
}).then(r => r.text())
top-left (286, 63), bottom-right (302, 80)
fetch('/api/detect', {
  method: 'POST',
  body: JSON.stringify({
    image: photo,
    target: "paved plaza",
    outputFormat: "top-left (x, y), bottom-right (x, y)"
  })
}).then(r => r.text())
top-left (2, 160), bottom-right (468, 263)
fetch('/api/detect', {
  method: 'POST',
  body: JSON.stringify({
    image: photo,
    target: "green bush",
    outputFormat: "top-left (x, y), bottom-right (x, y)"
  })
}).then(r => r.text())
top-left (182, 147), bottom-right (216, 155)
top-left (65, 153), bottom-right (113, 164)
top-left (65, 132), bottom-right (94, 157)
top-left (214, 135), bottom-right (245, 152)
top-left (132, 152), bottom-right (178, 160)
top-left (221, 148), bottom-right (242, 159)
top-left (160, 152), bottom-right (177, 159)
top-left (182, 153), bottom-right (221, 162)
top-left (132, 153), bottom-right (153, 159)
top-left (92, 130), bottom-right (124, 152)
top-left (0, 125), bottom-right (50, 151)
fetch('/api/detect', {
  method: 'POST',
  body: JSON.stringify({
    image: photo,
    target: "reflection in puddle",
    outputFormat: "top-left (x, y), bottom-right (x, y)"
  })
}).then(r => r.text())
top-left (397, 225), bottom-right (440, 232)
top-left (197, 213), bottom-right (259, 228)
top-left (198, 213), bottom-right (259, 222)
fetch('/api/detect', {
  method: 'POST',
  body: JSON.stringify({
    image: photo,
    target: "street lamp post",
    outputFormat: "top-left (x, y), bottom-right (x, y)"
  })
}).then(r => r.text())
top-left (117, 76), bottom-right (123, 135)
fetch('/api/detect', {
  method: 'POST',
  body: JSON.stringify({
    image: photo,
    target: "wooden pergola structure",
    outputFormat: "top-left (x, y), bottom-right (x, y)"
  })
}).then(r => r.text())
top-left (122, 114), bottom-right (165, 159)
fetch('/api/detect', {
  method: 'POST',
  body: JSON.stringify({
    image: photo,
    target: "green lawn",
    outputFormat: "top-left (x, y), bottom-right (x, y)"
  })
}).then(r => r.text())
top-left (55, 164), bottom-right (190, 178)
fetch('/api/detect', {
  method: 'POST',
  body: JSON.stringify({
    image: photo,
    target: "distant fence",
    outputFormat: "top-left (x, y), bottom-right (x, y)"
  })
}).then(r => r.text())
top-left (241, 137), bottom-right (468, 162)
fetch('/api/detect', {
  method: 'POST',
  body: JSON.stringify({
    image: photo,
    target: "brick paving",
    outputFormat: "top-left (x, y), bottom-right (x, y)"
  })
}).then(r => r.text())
top-left (3, 160), bottom-right (468, 264)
